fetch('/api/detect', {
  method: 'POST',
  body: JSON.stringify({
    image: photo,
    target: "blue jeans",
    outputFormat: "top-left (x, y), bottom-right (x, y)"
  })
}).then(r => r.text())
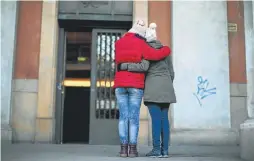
top-left (146, 103), bottom-right (170, 152)
top-left (115, 88), bottom-right (144, 145)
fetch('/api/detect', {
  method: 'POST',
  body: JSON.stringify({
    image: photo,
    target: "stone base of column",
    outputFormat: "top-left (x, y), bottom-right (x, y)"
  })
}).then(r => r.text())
top-left (240, 119), bottom-right (254, 161)
top-left (171, 129), bottom-right (239, 145)
top-left (1, 124), bottom-right (12, 143)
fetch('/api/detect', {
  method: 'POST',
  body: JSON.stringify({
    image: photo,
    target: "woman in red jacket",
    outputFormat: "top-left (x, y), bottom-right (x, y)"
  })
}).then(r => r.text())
top-left (114, 20), bottom-right (171, 157)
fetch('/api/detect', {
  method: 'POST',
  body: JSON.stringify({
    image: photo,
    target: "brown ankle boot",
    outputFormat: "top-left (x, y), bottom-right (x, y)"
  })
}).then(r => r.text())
top-left (119, 144), bottom-right (128, 157)
top-left (129, 144), bottom-right (138, 157)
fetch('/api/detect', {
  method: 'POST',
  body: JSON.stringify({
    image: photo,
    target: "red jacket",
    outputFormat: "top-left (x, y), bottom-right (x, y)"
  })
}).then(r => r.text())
top-left (114, 33), bottom-right (171, 89)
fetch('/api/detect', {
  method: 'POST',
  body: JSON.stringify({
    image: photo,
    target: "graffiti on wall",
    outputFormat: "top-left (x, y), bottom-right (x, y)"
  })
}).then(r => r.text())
top-left (193, 76), bottom-right (217, 107)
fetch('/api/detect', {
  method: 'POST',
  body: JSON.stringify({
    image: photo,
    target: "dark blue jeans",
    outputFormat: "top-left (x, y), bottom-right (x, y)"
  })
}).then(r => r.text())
top-left (115, 88), bottom-right (144, 145)
top-left (146, 103), bottom-right (170, 152)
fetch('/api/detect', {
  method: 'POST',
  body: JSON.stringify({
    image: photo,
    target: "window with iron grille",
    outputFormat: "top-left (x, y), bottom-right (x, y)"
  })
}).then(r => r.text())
top-left (95, 32), bottom-right (122, 119)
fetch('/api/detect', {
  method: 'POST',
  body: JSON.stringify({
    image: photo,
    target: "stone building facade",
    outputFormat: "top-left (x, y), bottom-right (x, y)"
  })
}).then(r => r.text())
top-left (1, 1), bottom-right (253, 160)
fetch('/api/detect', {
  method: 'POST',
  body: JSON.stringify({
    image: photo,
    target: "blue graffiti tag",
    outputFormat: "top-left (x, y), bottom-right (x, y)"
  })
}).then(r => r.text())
top-left (193, 76), bottom-right (217, 106)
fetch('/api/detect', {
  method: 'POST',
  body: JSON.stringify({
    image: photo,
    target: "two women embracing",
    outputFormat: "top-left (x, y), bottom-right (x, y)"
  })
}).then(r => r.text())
top-left (114, 20), bottom-right (176, 158)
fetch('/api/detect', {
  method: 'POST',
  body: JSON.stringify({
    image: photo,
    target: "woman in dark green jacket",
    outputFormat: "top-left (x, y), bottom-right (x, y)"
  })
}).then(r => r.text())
top-left (118, 23), bottom-right (176, 158)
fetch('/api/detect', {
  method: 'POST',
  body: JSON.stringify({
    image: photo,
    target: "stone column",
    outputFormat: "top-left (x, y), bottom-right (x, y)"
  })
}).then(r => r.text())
top-left (240, 1), bottom-right (254, 161)
top-left (35, 1), bottom-right (58, 142)
top-left (133, 0), bottom-right (148, 26)
top-left (1, 1), bottom-right (19, 142)
top-left (132, 0), bottom-right (150, 146)
top-left (244, 0), bottom-right (254, 120)
top-left (11, 1), bottom-right (42, 143)
top-left (251, 0), bottom-right (254, 118)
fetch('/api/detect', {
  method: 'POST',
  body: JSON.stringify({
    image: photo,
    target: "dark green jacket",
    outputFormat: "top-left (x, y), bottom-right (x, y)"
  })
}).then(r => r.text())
top-left (120, 40), bottom-right (176, 103)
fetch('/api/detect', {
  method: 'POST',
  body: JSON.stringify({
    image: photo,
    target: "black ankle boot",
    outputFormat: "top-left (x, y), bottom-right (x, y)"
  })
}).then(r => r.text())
top-left (129, 144), bottom-right (138, 157)
top-left (119, 144), bottom-right (128, 157)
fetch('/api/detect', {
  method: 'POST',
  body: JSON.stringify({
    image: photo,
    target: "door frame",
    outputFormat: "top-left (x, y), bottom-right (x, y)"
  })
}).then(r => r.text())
top-left (54, 22), bottom-right (131, 144)
top-left (55, 27), bottom-right (66, 144)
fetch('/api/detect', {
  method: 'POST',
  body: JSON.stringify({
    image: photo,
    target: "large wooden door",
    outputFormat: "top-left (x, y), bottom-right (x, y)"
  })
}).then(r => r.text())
top-left (89, 29), bottom-right (125, 145)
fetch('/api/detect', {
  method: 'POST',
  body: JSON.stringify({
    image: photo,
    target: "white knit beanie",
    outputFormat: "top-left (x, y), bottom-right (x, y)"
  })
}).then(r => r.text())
top-left (128, 20), bottom-right (146, 37)
top-left (145, 23), bottom-right (157, 42)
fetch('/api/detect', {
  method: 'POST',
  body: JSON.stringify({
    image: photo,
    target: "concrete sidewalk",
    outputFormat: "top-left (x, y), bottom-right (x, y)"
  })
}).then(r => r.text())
top-left (1, 144), bottom-right (243, 161)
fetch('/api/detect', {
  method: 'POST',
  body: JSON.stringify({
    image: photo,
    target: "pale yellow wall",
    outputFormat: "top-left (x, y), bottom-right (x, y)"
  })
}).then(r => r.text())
top-left (132, 0), bottom-right (150, 146)
top-left (36, 1), bottom-right (58, 142)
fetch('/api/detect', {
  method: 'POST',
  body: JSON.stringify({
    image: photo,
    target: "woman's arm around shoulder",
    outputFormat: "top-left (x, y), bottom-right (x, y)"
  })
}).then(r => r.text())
top-left (119, 59), bottom-right (150, 73)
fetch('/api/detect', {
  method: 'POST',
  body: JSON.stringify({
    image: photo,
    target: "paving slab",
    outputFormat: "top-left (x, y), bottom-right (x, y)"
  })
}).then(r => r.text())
top-left (1, 144), bottom-right (243, 161)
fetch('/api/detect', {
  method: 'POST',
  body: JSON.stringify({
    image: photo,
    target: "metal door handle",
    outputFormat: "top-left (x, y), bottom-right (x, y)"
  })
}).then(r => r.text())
top-left (58, 82), bottom-right (64, 94)
top-left (57, 82), bottom-right (62, 90)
